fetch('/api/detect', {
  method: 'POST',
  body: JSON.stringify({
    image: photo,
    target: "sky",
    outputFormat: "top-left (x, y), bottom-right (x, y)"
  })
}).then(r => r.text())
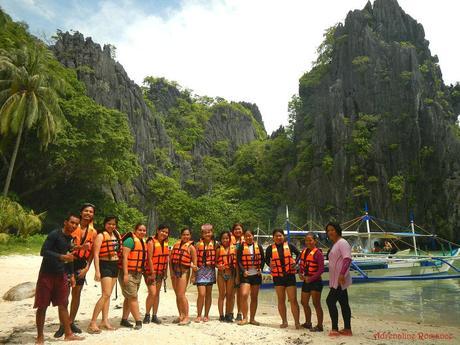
top-left (1, 0), bottom-right (459, 133)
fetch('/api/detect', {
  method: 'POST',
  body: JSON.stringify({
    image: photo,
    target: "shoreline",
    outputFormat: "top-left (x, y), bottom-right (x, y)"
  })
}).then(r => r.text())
top-left (0, 255), bottom-right (459, 344)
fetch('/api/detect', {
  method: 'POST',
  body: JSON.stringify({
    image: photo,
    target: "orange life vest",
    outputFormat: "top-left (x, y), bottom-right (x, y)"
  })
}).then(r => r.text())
top-left (270, 242), bottom-right (296, 277)
top-left (240, 242), bottom-right (262, 270)
top-left (72, 223), bottom-right (97, 260)
top-left (170, 240), bottom-right (193, 267)
top-left (299, 247), bottom-right (321, 277)
top-left (118, 232), bottom-right (146, 272)
top-left (217, 244), bottom-right (236, 269)
top-left (230, 234), bottom-right (243, 246)
top-left (99, 230), bottom-right (121, 259)
top-left (196, 240), bottom-right (216, 268)
top-left (146, 237), bottom-right (169, 275)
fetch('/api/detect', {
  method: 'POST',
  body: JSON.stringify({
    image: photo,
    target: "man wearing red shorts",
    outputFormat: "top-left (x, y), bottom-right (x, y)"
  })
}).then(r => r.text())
top-left (34, 213), bottom-right (84, 344)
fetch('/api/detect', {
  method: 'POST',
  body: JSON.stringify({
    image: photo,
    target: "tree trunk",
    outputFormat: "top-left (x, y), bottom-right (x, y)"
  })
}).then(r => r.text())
top-left (2, 118), bottom-right (25, 197)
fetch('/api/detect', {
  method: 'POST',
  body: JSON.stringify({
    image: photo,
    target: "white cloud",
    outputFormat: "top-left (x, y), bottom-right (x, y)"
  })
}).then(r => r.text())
top-left (65, 0), bottom-right (460, 133)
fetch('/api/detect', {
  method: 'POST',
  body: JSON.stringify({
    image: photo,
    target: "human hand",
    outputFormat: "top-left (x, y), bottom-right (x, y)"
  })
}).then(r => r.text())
top-left (60, 253), bottom-right (74, 262)
top-left (243, 270), bottom-right (248, 277)
top-left (77, 268), bottom-right (87, 279)
top-left (94, 272), bottom-right (101, 282)
top-left (70, 275), bottom-right (76, 288)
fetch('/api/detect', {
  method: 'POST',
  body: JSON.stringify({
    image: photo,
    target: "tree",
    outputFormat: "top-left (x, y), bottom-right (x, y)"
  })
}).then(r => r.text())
top-left (0, 44), bottom-right (63, 196)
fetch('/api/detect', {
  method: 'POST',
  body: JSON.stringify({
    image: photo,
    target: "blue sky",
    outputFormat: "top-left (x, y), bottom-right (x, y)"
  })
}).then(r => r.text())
top-left (1, 0), bottom-right (459, 133)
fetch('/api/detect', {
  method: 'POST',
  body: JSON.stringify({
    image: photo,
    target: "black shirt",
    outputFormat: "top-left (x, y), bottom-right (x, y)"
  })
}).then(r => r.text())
top-left (39, 229), bottom-right (74, 275)
top-left (265, 242), bottom-right (301, 268)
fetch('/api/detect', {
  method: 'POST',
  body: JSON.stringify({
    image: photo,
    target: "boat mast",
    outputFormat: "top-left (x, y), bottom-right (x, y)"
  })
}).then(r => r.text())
top-left (286, 205), bottom-right (290, 243)
top-left (410, 211), bottom-right (418, 256)
top-left (365, 203), bottom-right (371, 252)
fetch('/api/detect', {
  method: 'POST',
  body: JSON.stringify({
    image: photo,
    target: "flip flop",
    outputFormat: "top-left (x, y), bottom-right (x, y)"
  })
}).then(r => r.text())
top-left (178, 320), bottom-right (191, 326)
top-left (339, 329), bottom-right (353, 336)
top-left (87, 327), bottom-right (101, 334)
top-left (328, 330), bottom-right (341, 337)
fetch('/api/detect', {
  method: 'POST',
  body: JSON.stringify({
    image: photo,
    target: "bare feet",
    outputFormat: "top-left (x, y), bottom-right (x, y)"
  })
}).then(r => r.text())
top-left (64, 334), bottom-right (85, 341)
top-left (194, 316), bottom-right (202, 323)
top-left (35, 336), bottom-right (44, 345)
top-left (203, 316), bottom-right (209, 322)
top-left (249, 320), bottom-right (260, 326)
top-left (280, 323), bottom-right (288, 328)
top-left (237, 319), bottom-right (248, 326)
top-left (295, 323), bottom-right (301, 329)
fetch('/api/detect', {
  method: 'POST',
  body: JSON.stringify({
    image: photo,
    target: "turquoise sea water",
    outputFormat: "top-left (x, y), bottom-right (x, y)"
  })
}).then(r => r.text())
top-left (258, 278), bottom-right (460, 327)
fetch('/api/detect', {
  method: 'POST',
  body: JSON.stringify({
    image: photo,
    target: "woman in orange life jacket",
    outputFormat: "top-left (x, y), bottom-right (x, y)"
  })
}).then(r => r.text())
top-left (54, 203), bottom-right (97, 338)
top-left (299, 232), bottom-right (324, 332)
top-left (265, 228), bottom-right (301, 329)
top-left (192, 223), bottom-right (217, 323)
top-left (118, 223), bottom-right (147, 330)
top-left (236, 229), bottom-right (264, 326)
top-left (216, 231), bottom-right (236, 322)
top-left (170, 227), bottom-right (197, 326)
top-left (143, 224), bottom-right (170, 325)
top-left (231, 223), bottom-right (244, 322)
top-left (88, 216), bottom-right (122, 333)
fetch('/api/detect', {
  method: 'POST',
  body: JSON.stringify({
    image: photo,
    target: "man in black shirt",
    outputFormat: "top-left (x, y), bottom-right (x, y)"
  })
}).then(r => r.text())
top-left (34, 214), bottom-right (84, 344)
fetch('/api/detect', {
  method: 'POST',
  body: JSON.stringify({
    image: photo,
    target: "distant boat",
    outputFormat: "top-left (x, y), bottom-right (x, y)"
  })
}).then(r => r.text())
top-left (259, 206), bottom-right (460, 288)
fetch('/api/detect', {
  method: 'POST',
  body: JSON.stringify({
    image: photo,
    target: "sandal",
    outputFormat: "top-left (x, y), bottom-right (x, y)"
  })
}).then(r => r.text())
top-left (280, 323), bottom-right (288, 329)
top-left (310, 325), bottom-right (323, 332)
top-left (339, 328), bottom-right (353, 336)
top-left (178, 320), bottom-right (191, 326)
top-left (237, 320), bottom-right (248, 326)
top-left (87, 327), bottom-right (101, 334)
top-left (249, 320), bottom-right (260, 326)
top-left (302, 322), bottom-right (312, 329)
top-left (328, 330), bottom-right (340, 337)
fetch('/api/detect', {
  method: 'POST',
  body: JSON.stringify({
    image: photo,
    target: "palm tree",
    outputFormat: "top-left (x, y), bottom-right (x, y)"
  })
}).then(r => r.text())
top-left (0, 44), bottom-right (63, 196)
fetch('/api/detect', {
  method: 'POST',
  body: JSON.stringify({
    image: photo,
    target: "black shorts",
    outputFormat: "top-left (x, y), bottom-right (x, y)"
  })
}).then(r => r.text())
top-left (100, 260), bottom-right (119, 278)
top-left (273, 274), bottom-right (297, 287)
top-left (302, 280), bottom-right (323, 293)
top-left (73, 259), bottom-right (87, 286)
top-left (240, 274), bottom-right (262, 286)
top-left (196, 282), bottom-right (214, 287)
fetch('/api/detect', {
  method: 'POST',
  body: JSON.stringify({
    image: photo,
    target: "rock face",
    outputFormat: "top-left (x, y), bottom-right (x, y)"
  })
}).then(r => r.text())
top-left (3, 282), bottom-right (35, 301)
top-left (293, 0), bottom-right (460, 239)
top-left (53, 33), bottom-right (175, 224)
top-left (52, 33), bottom-right (265, 223)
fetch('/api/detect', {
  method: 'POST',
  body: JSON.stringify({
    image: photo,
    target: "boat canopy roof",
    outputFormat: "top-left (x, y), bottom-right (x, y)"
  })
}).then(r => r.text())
top-left (283, 230), bottom-right (435, 239)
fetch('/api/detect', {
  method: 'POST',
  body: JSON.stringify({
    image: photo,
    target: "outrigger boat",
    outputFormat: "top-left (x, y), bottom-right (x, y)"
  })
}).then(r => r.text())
top-left (259, 207), bottom-right (460, 289)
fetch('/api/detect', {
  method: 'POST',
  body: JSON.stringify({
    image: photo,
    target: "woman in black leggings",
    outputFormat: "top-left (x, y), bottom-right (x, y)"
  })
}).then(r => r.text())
top-left (325, 222), bottom-right (352, 336)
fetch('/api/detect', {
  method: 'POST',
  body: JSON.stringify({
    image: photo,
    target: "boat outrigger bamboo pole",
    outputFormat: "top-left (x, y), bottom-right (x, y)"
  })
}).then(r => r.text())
top-left (286, 205), bottom-right (291, 243)
top-left (365, 203), bottom-right (371, 252)
top-left (410, 211), bottom-right (419, 256)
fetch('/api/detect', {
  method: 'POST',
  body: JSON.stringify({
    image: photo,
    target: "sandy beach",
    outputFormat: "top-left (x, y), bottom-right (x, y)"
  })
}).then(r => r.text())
top-left (0, 255), bottom-right (458, 345)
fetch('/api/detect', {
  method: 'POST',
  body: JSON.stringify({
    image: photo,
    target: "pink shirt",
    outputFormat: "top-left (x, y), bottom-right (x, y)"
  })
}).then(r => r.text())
top-left (328, 238), bottom-right (352, 289)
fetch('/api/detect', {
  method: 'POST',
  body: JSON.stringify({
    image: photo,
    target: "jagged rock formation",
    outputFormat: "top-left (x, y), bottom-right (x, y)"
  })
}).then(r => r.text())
top-left (293, 0), bottom-right (460, 239)
top-left (52, 33), bottom-right (265, 223)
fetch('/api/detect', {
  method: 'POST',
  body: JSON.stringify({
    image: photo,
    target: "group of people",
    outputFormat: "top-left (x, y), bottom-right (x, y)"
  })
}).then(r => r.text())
top-left (34, 203), bottom-right (354, 344)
